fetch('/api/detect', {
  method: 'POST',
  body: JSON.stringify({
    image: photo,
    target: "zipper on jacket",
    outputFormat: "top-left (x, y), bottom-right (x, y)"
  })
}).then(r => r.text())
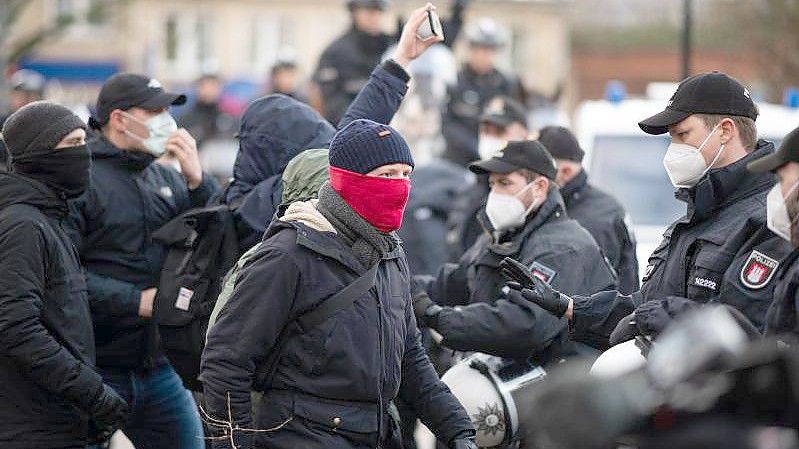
top-left (376, 277), bottom-right (384, 449)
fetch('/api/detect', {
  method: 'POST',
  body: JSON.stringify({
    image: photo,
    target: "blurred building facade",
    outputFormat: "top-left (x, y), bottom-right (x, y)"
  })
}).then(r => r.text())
top-left (4, 0), bottom-right (570, 110)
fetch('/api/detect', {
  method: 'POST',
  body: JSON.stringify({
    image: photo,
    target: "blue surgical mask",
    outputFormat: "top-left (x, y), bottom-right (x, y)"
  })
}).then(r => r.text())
top-left (122, 110), bottom-right (178, 157)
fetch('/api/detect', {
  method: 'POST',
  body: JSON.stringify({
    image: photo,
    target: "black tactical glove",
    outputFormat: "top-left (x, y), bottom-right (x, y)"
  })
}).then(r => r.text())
top-left (412, 291), bottom-right (442, 328)
top-left (609, 312), bottom-right (640, 346)
top-left (88, 383), bottom-right (128, 442)
top-left (500, 257), bottom-right (570, 318)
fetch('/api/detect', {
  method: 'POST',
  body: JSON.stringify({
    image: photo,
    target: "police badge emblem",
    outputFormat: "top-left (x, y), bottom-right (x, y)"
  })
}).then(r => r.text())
top-left (472, 402), bottom-right (505, 437)
top-left (740, 250), bottom-right (779, 289)
top-left (530, 261), bottom-right (556, 285)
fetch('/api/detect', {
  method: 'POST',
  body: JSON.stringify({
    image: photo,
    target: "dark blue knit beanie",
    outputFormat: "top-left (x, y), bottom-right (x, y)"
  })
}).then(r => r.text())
top-left (328, 119), bottom-right (414, 174)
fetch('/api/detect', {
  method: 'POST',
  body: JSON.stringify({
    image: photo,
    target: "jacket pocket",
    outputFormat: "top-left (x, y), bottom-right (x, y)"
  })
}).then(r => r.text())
top-left (687, 247), bottom-right (733, 303)
top-left (292, 395), bottom-right (379, 434)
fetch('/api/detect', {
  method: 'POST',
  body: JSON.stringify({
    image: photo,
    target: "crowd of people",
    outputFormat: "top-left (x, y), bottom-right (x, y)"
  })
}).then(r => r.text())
top-left (1, 1), bottom-right (798, 449)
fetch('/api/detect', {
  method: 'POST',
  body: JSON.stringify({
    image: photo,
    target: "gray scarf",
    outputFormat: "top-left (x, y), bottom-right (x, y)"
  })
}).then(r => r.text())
top-left (317, 182), bottom-right (398, 270)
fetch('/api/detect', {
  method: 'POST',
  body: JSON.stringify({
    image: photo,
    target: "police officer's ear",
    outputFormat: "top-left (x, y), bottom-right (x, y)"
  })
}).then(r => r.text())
top-left (718, 117), bottom-right (736, 146)
top-left (554, 159), bottom-right (577, 187)
top-left (107, 109), bottom-right (128, 133)
top-left (534, 174), bottom-right (550, 194)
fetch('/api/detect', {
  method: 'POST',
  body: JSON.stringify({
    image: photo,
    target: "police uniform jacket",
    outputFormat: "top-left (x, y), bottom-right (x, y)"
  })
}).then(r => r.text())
top-left (425, 187), bottom-right (617, 364)
top-left (561, 169), bottom-right (639, 294)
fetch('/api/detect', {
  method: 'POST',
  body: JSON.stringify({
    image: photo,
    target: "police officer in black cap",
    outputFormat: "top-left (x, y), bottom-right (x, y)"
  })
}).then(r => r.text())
top-left (313, 0), bottom-right (470, 125)
top-left (413, 140), bottom-right (617, 363)
top-left (538, 125), bottom-right (639, 294)
top-left (503, 72), bottom-right (792, 349)
top-left (748, 126), bottom-right (799, 343)
top-left (447, 95), bottom-right (530, 262)
top-left (441, 19), bottom-right (520, 167)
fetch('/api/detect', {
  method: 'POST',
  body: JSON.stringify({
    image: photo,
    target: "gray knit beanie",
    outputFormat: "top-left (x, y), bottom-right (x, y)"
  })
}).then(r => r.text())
top-left (1, 101), bottom-right (86, 160)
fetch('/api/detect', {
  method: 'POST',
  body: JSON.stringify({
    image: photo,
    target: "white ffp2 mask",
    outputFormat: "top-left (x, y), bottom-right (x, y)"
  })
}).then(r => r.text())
top-left (123, 110), bottom-right (178, 157)
top-left (663, 123), bottom-right (724, 188)
top-left (767, 180), bottom-right (799, 242)
top-left (485, 182), bottom-right (543, 232)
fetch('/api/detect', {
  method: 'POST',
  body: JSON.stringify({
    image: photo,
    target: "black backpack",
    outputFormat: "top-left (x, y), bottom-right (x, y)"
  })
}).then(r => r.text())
top-left (152, 204), bottom-right (240, 391)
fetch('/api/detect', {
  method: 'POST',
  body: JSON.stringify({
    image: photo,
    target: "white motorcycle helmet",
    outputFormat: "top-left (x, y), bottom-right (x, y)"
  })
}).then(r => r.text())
top-left (590, 338), bottom-right (650, 379)
top-left (441, 353), bottom-right (546, 448)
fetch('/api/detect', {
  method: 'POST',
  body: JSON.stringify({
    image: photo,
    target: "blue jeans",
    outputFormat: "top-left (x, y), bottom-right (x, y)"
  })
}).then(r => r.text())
top-left (92, 360), bottom-right (205, 449)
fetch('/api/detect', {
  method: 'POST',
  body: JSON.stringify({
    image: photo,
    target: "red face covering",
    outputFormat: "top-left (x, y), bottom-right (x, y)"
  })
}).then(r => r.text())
top-left (329, 166), bottom-right (411, 233)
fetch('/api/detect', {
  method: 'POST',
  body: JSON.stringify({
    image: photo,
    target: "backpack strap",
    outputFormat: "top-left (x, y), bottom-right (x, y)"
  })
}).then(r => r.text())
top-left (296, 262), bottom-right (379, 332)
top-left (253, 262), bottom-right (380, 391)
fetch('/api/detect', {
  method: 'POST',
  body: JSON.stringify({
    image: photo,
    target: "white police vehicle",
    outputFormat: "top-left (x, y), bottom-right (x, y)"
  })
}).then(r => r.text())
top-left (575, 82), bottom-right (799, 279)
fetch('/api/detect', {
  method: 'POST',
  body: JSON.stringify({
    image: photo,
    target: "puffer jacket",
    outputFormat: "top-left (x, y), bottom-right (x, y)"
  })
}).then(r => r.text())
top-left (0, 173), bottom-right (104, 448)
top-left (201, 202), bottom-right (473, 449)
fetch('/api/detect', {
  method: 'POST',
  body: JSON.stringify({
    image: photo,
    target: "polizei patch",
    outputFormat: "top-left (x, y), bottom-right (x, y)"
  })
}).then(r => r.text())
top-left (740, 250), bottom-right (779, 289)
top-left (530, 261), bottom-right (556, 285)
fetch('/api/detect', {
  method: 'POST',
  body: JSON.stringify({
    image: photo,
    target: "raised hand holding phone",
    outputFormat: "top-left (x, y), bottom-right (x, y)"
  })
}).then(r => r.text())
top-left (392, 3), bottom-right (445, 69)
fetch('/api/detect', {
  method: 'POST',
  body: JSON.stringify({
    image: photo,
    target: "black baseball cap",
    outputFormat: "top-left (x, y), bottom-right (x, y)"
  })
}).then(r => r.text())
top-left (480, 96), bottom-right (528, 129)
top-left (92, 73), bottom-right (186, 129)
top-left (639, 72), bottom-right (759, 135)
top-left (469, 140), bottom-right (557, 180)
top-left (747, 126), bottom-right (799, 173)
top-left (538, 126), bottom-right (584, 163)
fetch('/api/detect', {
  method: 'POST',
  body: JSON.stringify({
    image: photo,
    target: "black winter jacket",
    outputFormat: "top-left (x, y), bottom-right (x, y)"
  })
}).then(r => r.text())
top-left (561, 170), bottom-right (639, 294)
top-left (399, 159), bottom-right (472, 275)
top-left (313, 27), bottom-right (393, 125)
top-left (201, 214), bottom-right (473, 449)
top-left (0, 173), bottom-right (104, 448)
top-left (313, 3), bottom-right (467, 125)
top-left (425, 188), bottom-right (617, 363)
top-left (65, 138), bottom-right (216, 370)
top-left (766, 247), bottom-right (799, 341)
top-left (441, 65), bottom-right (519, 167)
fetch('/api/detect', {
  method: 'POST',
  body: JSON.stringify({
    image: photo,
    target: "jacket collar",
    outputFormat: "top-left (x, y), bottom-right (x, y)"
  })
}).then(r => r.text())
top-left (559, 169), bottom-right (589, 207)
top-left (88, 136), bottom-right (156, 171)
top-left (0, 172), bottom-right (69, 219)
top-left (264, 219), bottom-right (402, 275)
top-left (678, 140), bottom-right (777, 223)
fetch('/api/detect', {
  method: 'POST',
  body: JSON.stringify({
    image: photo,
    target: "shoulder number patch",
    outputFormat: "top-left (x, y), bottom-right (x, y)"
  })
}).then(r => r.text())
top-left (740, 250), bottom-right (779, 290)
top-left (530, 261), bottom-right (556, 285)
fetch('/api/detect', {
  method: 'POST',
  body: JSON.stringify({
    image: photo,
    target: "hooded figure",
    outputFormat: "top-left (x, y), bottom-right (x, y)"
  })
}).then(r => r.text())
top-left (224, 55), bottom-right (412, 251)
top-left (225, 95), bottom-right (335, 249)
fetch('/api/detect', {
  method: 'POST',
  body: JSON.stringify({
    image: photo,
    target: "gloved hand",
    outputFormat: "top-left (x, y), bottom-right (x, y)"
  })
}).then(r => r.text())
top-left (450, 436), bottom-right (479, 449)
top-left (609, 312), bottom-right (639, 345)
top-left (412, 291), bottom-right (442, 327)
top-left (499, 256), bottom-right (537, 290)
top-left (500, 257), bottom-right (571, 318)
top-left (88, 383), bottom-right (128, 440)
top-left (413, 291), bottom-right (435, 321)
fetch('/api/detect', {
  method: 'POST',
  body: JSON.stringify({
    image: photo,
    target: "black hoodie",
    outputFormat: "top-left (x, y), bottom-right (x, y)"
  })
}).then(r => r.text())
top-left (0, 172), bottom-right (104, 448)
